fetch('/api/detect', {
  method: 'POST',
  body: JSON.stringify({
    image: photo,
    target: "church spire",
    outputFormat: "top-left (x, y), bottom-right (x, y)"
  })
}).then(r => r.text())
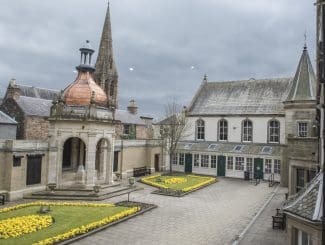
top-left (286, 45), bottom-right (316, 101)
top-left (94, 1), bottom-right (118, 109)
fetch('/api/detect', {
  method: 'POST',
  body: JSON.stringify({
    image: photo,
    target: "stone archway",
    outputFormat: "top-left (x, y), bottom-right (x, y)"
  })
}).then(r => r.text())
top-left (61, 137), bottom-right (87, 185)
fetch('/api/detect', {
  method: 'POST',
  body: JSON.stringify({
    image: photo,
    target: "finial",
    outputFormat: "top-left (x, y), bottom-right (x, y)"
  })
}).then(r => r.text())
top-left (304, 31), bottom-right (307, 50)
top-left (203, 74), bottom-right (208, 83)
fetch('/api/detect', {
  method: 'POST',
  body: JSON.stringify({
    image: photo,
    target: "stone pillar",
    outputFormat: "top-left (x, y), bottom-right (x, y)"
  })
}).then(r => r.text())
top-left (47, 139), bottom-right (59, 185)
top-left (71, 138), bottom-right (79, 170)
top-left (105, 137), bottom-right (114, 184)
top-left (76, 139), bottom-right (86, 184)
top-left (85, 134), bottom-right (97, 186)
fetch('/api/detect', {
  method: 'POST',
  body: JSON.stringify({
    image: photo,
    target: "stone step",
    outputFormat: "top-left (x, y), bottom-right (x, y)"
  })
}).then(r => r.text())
top-left (23, 186), bottom-right (141, 201)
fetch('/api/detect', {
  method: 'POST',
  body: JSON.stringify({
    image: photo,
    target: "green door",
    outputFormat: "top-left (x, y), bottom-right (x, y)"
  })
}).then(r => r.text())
top-left (217, 155), bottom-right (226, 176)
top-left (185, 154), bottom-right (192, 173)
top-left (254, 158), bottom-right (264, 180)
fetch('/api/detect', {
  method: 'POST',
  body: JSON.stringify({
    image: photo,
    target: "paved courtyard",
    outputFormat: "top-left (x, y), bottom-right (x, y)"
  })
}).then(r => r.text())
top-left (73, 178), bottom-right (281, 245)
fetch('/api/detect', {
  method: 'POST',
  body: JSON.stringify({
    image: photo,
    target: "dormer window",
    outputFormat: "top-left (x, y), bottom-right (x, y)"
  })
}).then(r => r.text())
top-left (298, 122), bottom-right (308, 137)
top-left (208, 144), bottom-right (218, 150)
top-left (233, 145), bottom-right (244, 152)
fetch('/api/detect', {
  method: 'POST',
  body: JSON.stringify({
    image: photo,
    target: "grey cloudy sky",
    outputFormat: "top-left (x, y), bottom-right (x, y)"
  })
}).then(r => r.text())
top-left (0, 0), bottom-right (316, 119)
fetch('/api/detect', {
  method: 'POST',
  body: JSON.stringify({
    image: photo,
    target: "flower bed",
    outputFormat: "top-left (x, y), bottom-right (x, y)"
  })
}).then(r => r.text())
top-left (0, 202), bottom-right (141, 245)
top-left (140, 174), bottom-right (217, 196)
top-left (0, 215), bottom-right (53, 239)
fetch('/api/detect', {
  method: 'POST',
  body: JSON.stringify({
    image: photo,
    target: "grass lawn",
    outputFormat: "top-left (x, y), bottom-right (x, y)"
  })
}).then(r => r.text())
top-left (0, 203), bottom-right (132, 245)
top-left (141, 174), bottom-right (216, 194)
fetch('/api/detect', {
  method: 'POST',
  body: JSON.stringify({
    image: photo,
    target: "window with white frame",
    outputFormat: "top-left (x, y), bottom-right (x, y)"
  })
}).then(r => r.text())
top-left (269, 120), bottom-right (280, 143)
top-left (196, 119), bottom-right (205, 140)
top-left (246, 158), bottom-right (253, 172)
top-left (218, 119), bottom-right (228, 141)
top-left (172, 154), bottom-right (178, 165)
top-left (179, 153), bottom-right (185, 165)
top-left (193, 154), bottom-right (200, 167)
top-left (265, 159), bottom-right (272, 174)
top-left (227, 156), bottom-right (233, 170)
top-left (235, 157), bottom-right (244, 170)
top-left (298, 122), bottom-right (308, 137)
top-left (293, 228), bottom-right (313, 245)
top-left (274, 159), bottom-right (280, 174)
top-left (201, 155), bottom-right (209, 168)
top-left (211, 155), bottom-right (217, 168)
top-left (242, 119), bottom-right (253, 142)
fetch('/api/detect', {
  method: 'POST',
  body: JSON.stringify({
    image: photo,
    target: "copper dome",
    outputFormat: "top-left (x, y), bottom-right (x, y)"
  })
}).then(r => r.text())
top-left (63, 71), bottom-right (108, 106)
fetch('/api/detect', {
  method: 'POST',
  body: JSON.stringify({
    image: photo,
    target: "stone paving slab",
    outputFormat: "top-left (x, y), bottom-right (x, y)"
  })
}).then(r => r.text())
top-left (238, 186), bottom-right (288, 245)
top-left (71, 178), bottom-right (277, 245)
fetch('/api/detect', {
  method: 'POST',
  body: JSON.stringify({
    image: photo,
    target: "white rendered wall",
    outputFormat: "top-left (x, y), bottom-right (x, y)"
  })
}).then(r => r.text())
top-left (185, 116), bottom-right (286, 144)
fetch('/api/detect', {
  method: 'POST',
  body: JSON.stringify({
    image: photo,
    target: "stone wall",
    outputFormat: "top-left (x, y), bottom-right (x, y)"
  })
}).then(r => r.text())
top-left (24, 116), bottom-right (50, 140)
top-left (0, 140), bottom-right (49, 200)
top-left (0, 124), bottom-right (17, 139)
top-left (0, 98), bottom-right (25, 139)
top-left (114, 139), bottom-right (162, 177)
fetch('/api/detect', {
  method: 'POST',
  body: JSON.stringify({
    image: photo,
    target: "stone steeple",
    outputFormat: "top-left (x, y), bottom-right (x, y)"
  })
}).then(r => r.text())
top-left (286, 45), bottom-right (316, 102)
top-left (94, 1), bottom-right (118, 109)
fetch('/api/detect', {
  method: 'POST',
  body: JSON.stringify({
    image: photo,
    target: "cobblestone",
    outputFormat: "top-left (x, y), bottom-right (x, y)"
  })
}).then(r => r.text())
top-left (239, 186), bottom-right (288, 245)
top-left (72, 178), bottom-right (278, 245)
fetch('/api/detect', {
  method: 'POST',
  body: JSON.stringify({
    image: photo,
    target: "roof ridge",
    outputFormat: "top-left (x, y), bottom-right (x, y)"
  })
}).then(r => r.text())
top-left (18, 84), bottom-right (60, 92)
top-left (207, 77), bottom-right (292, 84)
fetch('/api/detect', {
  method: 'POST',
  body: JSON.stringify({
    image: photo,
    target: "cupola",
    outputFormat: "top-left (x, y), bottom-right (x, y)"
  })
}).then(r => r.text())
top-left (63, 41), bottom-right (108, 107)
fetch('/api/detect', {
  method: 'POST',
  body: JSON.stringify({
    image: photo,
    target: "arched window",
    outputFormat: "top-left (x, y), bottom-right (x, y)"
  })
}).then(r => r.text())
top-left (196, 119), bottom-right (205, 140)
top-left (268, 120), bottom-right (280, 143)
top-left (242, 119), bottom-right (253, 142)
top-left (218, 119), bottom-right (228, 141)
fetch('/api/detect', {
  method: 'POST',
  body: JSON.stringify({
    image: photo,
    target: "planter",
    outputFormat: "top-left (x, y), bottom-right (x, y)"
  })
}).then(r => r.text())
top-left (47, 183), bottom-right (56, 193)
top-left (93, 185), bottom-right (101, 193)
top-left (128, 177), bottom-right (135, 186)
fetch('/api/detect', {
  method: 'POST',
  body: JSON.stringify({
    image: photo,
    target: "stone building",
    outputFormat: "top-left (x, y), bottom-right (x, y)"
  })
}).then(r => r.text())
top-left (0, 110), bottom-right (17, 139)
top-left (169, 45), bottom-right (318, 190)
top-left (0, 79), bottom-right (57, 140)
top-left (0, 2), bottom-right (161, 200)
top-left (48, 41), bottom-right (117, 186)
top-left (283, 172), bottom-right (323, 245)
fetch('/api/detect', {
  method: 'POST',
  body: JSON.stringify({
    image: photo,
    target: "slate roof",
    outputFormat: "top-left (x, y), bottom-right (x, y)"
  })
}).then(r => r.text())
top-left (0, 110), bottom-right (17, 124)
top-left (17, 84), bottom-right (59, 100)
top-left (16, 96), bottom-right (52, 117)
top-left (283, 172), bottom-right (323, 222)
top-left (176, 141), bottom-right (283, 157)
top-left (115, 110), bottom-right (146, 125)
top-left (286, 47), bottom-right (316, 101)
top-left (187, 78), bottom-right (291, 116)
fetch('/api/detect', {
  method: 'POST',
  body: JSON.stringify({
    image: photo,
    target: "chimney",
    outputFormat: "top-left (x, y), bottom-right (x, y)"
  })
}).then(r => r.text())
top-left (5, 78), bottom-right (21, 100)
top-left (127, 99), bottom-right (138, 114)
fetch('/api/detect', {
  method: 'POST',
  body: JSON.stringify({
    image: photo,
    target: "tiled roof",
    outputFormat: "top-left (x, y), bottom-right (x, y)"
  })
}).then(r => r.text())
top-left (283, 172), bottom-right (323, 222)
top-left (187, 78), bottom-right (291, 116)
top-left (0, 110), bottom-right (17, 124)
top-left (115, 110), bottom-right (145, 125)
top-left (286, 47), bottom-right (316, 101)
top-left (176, 141), bottom-right (283, 157)
top-left (18, 84), bottom-right (59, 100)
top-left (16, 96), bottom-right (52, 117)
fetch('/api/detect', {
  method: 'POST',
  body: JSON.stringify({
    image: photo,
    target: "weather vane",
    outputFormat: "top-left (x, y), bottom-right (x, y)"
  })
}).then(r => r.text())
top-left (304, 31), bottom-right (307, 49)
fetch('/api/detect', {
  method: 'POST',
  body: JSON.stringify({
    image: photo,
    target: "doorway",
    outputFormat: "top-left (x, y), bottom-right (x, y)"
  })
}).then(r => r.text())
top-left (217, 155), bottom-right (226, 176)
top-left (26, 155), bottom-right (42, 185)
top-left (154, 154), bottom-right (160, 172)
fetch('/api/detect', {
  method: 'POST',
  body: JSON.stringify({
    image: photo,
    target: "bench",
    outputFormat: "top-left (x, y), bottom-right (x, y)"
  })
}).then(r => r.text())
top-left (0, 190), bottom-right (8, 205)
top-left (133, 167), bottom-right (151, 177)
